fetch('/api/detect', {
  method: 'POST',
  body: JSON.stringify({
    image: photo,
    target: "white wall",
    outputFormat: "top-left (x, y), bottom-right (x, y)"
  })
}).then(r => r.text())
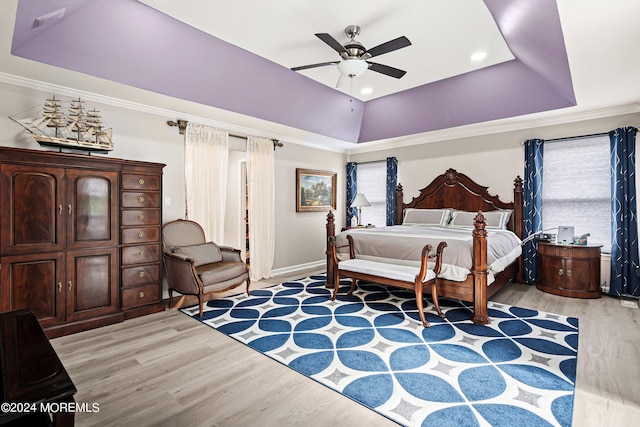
top-left (273, 142), bottom-right (346, 271)
top-left (0, 81), bottom-right (186, 222)
top-left (349, 113), bottom-right (640, 206)
top-left (0, 81), bottom-right (346, 274)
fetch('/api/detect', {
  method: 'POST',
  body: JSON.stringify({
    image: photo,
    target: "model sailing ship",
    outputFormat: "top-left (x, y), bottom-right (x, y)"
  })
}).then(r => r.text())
top-left (10, 96), bottom-right (113, 152)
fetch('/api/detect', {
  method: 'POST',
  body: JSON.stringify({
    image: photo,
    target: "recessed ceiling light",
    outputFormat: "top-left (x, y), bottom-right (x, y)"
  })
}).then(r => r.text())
top-left (361, 87), bottom-right (373, 95)
top-left (471, 51), bottom-right (487, 61)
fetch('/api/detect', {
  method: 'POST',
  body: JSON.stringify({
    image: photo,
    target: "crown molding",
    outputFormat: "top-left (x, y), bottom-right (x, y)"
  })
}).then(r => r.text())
top-left (4, 71), bottom-right (637, 157)
top-left (347, 103), bottom-right (640, 155)
top-left (0, 71), bottom-right (353, 153)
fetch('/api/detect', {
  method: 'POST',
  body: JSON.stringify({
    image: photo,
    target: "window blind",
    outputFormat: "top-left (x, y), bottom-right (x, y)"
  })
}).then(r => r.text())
top-left (356, 161), bottom-right (386, 227)
top-left (541, 135), bottom-right (611, 252)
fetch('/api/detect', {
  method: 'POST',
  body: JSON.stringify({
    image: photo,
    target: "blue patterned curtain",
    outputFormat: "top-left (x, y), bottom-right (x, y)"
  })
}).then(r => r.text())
top-left (609, 127), bottom-right (639, 297)
top-left (346, 162), bottom-right (357, 226)
top-left (386, 157), bottom-right (398, 226)
top-left (523, 139), bottom-right (544, 284)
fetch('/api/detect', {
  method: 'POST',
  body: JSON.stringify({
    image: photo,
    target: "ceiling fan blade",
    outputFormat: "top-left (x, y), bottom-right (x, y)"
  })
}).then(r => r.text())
top-left (365, 36), bottom-right (411, 58)
top-left (367, 61), bottom-right (407, 79)
top-left (315, 33), bottom-right (348, 55)
top-left (291, 61), bottom-right (339, 72)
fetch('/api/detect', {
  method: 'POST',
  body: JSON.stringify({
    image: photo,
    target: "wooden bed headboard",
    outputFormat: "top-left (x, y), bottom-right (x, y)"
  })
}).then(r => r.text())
top-left (395, 168), bottom-right (523, 236)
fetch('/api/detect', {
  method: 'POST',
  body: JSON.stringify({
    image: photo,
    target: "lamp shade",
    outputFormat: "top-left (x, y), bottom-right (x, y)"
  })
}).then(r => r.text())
top-left (337, 59), bottom-right (368, 77)
top-left (350, 193), bottom-right (371, 208)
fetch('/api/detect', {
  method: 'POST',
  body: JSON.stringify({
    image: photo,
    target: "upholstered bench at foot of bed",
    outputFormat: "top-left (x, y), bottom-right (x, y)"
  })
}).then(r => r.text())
top-left (329, 236), bottom-right (447, 328)
top-left (338, 259), bottom-right (437, 283)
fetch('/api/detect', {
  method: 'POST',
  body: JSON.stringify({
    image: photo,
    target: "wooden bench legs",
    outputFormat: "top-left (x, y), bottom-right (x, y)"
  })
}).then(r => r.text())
top-left (328, 237), bottom-right (448, 328)
top-left (332, 271), bottom-right (445, 327)
top-left (414, 278), bottom-right (445, 328)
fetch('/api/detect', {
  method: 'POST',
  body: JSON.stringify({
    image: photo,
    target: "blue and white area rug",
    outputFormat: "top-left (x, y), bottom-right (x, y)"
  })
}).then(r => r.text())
top-left (181, 274), bottom-right (578, 427)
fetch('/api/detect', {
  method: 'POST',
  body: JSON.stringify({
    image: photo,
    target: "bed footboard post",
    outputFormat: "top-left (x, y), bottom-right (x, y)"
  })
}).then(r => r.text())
top-left (472, 212), bottom-right (490, 324)
top-left (395, 184), bottom-right (404, 225)
top-left (326, 211), bottom-right (336, 287)
top-left (513, 176), bottom-right (524, 283)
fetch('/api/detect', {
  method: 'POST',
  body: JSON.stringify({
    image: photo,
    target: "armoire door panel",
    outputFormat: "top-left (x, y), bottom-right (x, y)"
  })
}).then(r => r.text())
top-left (66, 248), bottom-right (118, 322)
top-left (0, 165), bottom-right (65, 255)
top-left (0, 253), bottom-right (66, 328)
top-left (66, 170), bottom-right (118, 249)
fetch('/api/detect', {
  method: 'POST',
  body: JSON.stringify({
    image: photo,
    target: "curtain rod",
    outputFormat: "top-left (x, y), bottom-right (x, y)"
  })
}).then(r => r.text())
top-left (544, 131), bottom-right (609, 143)
top-left (167, 119), bottom-right (284, 149)
top-left (544, 127), bottom-right (638, 143)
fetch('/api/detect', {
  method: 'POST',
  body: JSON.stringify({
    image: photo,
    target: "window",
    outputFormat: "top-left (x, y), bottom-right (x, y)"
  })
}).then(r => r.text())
top-left (542, 135), bottom-right (611, 252)
top-left (356, 161), bottom-right (386, 227)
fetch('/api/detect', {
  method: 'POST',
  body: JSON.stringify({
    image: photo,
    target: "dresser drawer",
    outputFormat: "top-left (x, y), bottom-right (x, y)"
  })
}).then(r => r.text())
top-left (122, 244), bottom-right (161, 265)
top-left (121, 227), bottom-right (160, 244)
top-left (122, 174), bottom-right (160, 191)
top-left (121, 210), bottom-right (160, 226)
top-left (122, 283), bottom-right (161, 309)
top-left (122, 264), bottom-right (161, 287)
top-left (122, 192), bottom-right (160, 208)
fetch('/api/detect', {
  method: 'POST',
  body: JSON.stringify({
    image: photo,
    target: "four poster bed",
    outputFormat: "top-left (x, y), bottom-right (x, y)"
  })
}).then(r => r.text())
top-left (325, 168), bottom-right (524, 324)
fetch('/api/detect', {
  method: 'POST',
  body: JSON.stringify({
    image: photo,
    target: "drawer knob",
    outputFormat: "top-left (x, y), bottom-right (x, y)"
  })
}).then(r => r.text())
top-left (138, 271), bottom-right (145, 278)
top-left (138, 196), bottom-right (145, 203)
top-left (138, 213), bottom-right (145, 220)
top-left (138, 178), bottom-right (145, 185)
top-left (139, 291), bottom-right (145, 298)
top-left (567, 269), bottom-right (572, 277)
top-left (138, 251), bottom-right (145, 256)
top-left (559, 269), bottom-right (564, 276)
top-left (138, 231), bottom-right (145, 238)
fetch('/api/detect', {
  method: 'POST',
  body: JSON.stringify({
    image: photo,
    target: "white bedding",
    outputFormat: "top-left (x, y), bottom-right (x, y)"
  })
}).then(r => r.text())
top-left (336, 225), bottom-right (522, 284)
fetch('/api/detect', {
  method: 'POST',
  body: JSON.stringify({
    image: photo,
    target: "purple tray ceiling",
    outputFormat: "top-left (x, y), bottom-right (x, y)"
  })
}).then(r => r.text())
top-left (11, 0), bottom-right (575, 144)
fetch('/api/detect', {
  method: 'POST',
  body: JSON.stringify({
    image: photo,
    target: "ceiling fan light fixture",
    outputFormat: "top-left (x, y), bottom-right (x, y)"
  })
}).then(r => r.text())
top-left (337, 59), bottom-right (368, 77)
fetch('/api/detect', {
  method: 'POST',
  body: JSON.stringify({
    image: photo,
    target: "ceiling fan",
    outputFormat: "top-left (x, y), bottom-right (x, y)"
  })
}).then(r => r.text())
top-left (291, 25), bottom-right (411, 87)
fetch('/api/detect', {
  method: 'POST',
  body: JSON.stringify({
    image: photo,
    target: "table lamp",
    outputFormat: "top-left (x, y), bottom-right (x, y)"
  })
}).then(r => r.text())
top-left (350, 193), bottom-right (370, 226)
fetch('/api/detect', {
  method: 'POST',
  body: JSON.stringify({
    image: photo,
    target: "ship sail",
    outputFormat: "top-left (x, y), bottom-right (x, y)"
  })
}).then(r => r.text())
top-left (8, 96), bottom-right (113, 152)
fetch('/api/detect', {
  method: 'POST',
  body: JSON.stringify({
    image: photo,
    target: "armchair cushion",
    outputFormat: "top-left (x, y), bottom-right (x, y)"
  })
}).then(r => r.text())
top-left (198, 261), bottom-right (249, 287)
top-left (173, 242), bottom-right (223, 267)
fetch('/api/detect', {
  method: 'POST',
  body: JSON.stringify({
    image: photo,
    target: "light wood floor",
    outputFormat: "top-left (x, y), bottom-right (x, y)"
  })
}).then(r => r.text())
top-left (51, 271), bottom-right (640, 427)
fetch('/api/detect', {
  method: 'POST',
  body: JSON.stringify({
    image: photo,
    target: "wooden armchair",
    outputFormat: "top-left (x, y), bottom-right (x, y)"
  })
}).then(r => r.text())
top-left (162, 219), bottom-right (250, 317)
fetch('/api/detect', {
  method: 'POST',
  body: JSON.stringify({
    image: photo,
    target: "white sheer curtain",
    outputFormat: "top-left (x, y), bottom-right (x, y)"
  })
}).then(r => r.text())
top-left (247, 136), bottom-right (275, 280)
top-left (184, 123), bottom-right (229, 242)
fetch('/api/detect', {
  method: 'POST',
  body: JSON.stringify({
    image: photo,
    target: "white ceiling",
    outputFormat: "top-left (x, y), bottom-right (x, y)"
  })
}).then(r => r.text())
top-left (138, 0), bottom-right (515, 101)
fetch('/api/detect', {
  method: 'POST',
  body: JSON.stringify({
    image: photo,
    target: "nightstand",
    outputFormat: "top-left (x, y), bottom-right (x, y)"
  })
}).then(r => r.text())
top-left (536, 241), bottom-right (603, 298)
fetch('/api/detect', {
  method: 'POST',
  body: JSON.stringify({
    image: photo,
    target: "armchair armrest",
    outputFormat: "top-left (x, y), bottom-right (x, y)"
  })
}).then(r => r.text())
top-left (220, 246), bottom-right (243, 263)
top-left (163, 252), bottom-right (202, 295)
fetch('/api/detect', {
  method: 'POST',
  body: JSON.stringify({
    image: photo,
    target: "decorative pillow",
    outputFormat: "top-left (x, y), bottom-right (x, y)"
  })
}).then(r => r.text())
top-left (173, 242), bottom-right (223, 267)
top-left (403, 208), bottom-right (452, 226)
top-left (497, 209), bottom-right (513, 229)
top-left (449, 210), bottom-right (510, 229)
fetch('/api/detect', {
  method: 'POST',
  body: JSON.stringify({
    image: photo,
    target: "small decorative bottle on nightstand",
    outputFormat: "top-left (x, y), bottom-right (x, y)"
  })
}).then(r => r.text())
top-left (536, 241), bottom-right (603, 298)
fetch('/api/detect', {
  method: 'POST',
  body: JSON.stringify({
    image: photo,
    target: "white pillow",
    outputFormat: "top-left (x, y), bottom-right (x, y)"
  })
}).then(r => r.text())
top-left (173, 242), bottom-right (223, 266)
top-left (403, 208), bottom-right (452, 226)
top-left (449, 210), bottom-right (510, 229)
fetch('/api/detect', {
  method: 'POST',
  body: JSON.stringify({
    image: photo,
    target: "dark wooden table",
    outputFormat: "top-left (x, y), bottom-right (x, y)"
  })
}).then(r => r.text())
top-left (0, 309), bottom-right (77, 426)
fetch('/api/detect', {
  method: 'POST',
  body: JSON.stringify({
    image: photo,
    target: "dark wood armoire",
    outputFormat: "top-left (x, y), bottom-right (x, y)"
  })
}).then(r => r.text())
top-left (0, 146), bottom-right (165, 337)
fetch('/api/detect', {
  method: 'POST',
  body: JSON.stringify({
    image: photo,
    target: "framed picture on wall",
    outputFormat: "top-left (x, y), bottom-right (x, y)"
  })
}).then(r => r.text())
top-left (296, 168), bottom-right (337, 212)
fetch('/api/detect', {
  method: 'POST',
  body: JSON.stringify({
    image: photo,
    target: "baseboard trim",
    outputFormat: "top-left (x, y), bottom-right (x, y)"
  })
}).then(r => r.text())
top-left (271, 260), bottom-right (325, 277)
